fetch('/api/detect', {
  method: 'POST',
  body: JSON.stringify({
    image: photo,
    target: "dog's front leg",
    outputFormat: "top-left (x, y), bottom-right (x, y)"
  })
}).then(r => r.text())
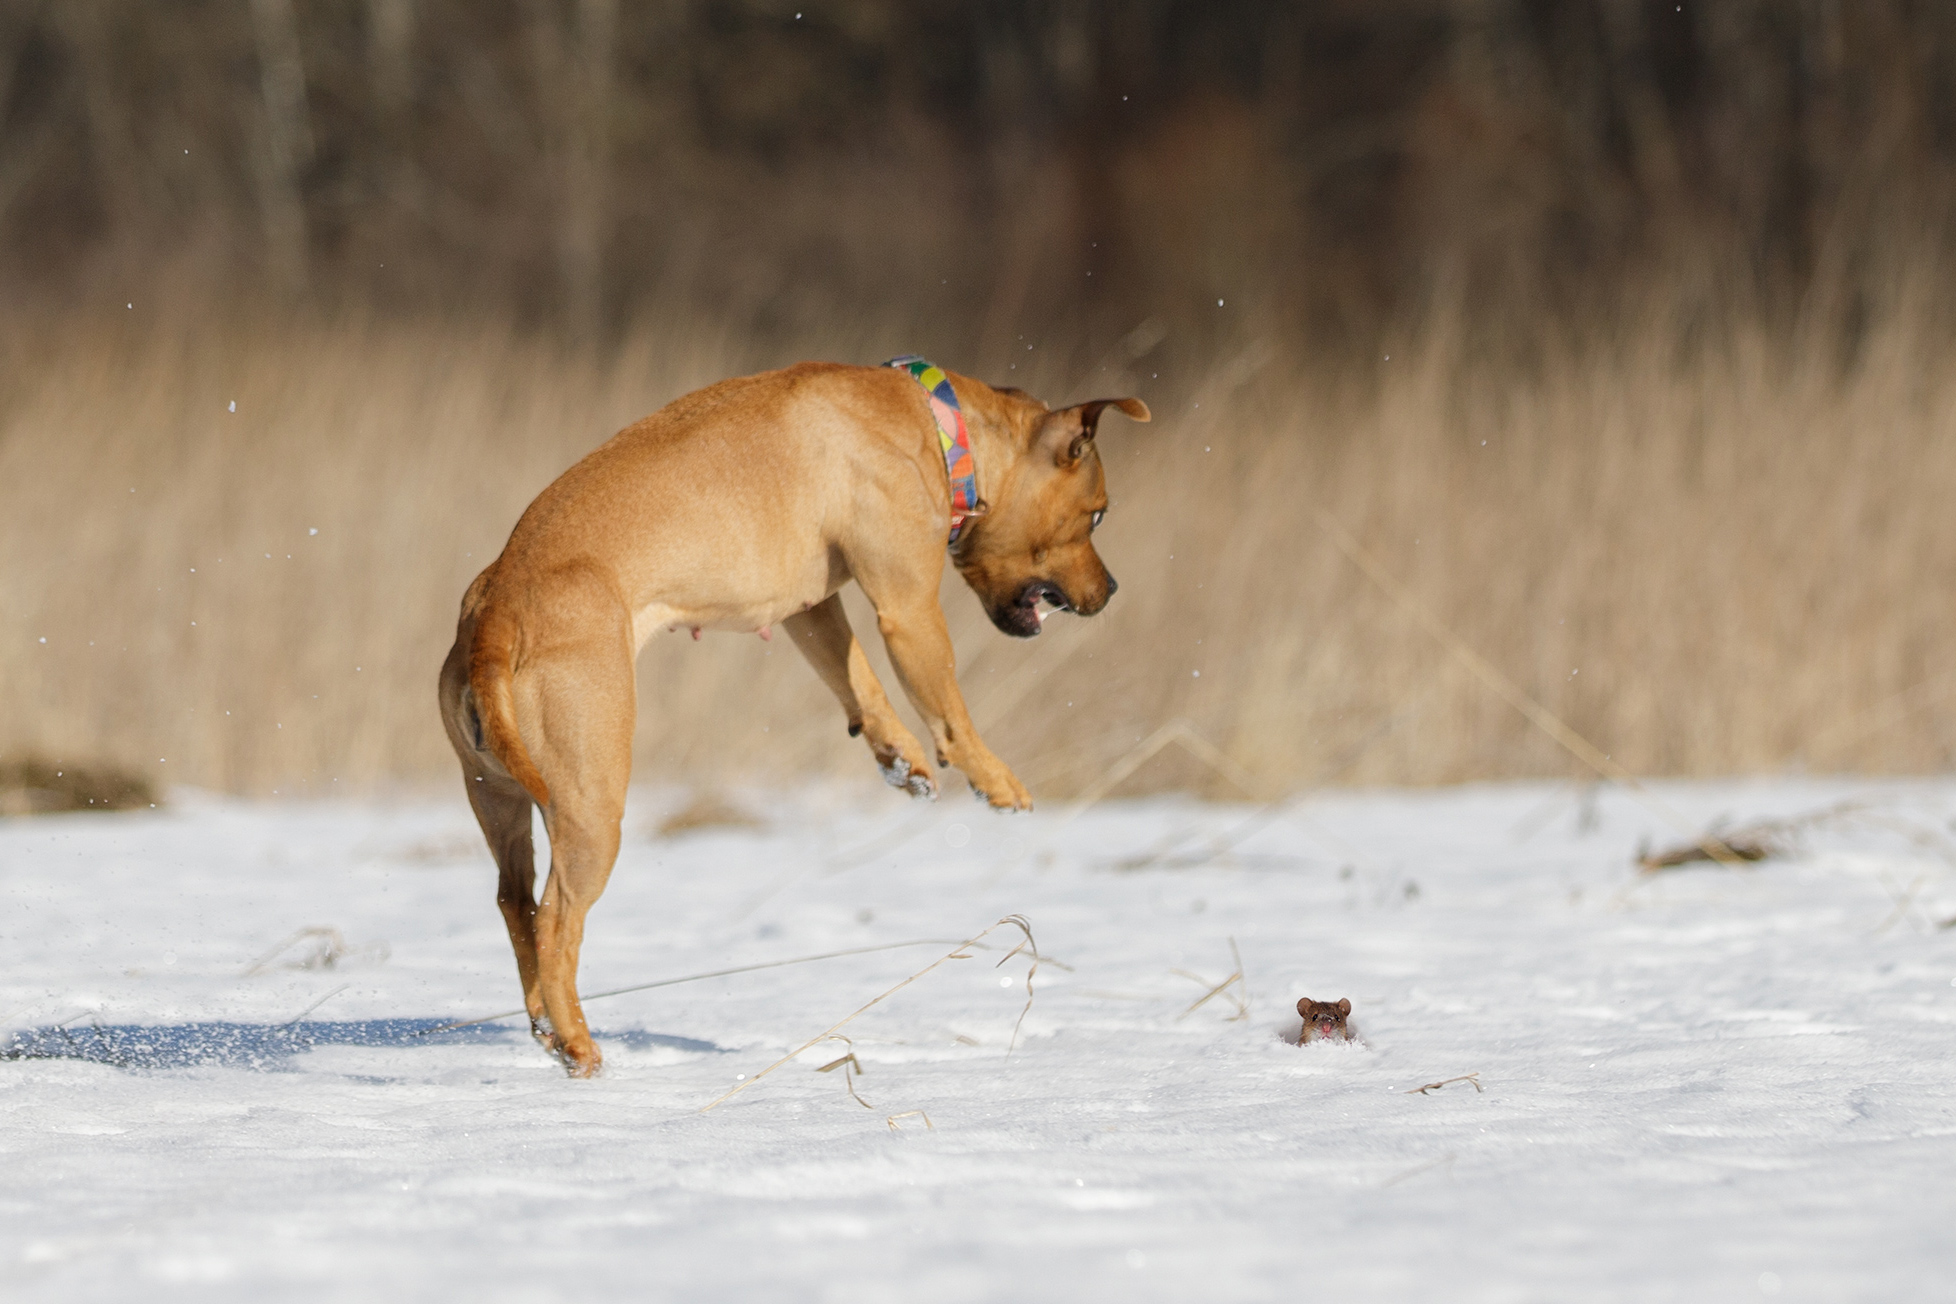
top-left (871, 597), bottom-right (1032, 811)
top-left (783, 595), bottom-right (937, 798)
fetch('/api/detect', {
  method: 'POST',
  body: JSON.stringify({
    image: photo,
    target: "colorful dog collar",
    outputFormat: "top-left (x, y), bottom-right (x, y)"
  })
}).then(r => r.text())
top-left (886, 354), bottom-right (979, 545)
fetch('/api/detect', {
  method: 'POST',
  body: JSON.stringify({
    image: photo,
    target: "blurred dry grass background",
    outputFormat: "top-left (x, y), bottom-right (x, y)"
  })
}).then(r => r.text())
top-left (9, 287), bottom-right (1956, 799)
top-left (5, 2), bottom-right (1956, 798)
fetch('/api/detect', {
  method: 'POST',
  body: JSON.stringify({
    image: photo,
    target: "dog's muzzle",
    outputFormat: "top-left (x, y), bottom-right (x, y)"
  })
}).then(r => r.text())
top-left (990, 580), bottom-right (1073, 638)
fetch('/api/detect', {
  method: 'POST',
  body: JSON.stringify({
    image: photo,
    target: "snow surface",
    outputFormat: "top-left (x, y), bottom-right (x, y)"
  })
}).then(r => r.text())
top-left (3, 778), bottom-right (1955, 1302)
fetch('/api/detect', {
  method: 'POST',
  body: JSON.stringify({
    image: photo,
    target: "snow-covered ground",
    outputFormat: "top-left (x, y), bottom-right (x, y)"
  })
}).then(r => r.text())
top-left (3, 778), bottom-right (1954, 1302)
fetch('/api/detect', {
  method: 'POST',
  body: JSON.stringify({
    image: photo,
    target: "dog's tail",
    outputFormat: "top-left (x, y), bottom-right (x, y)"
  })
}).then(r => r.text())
top-left (468, 604), bottom-right (551, 807)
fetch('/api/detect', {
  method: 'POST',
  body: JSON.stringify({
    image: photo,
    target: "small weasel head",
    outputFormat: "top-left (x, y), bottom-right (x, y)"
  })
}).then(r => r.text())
top-left (1296, 996), bottom-right (1352, 1043)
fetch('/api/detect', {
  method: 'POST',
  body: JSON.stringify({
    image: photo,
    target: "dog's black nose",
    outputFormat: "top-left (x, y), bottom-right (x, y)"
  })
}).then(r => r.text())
top-left (1104, 572), bottom-right (1119, 597)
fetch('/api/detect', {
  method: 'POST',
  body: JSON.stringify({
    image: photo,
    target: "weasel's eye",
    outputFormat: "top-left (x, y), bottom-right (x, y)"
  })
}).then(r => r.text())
top-left (1090, 509), bottom-right (1105, 531)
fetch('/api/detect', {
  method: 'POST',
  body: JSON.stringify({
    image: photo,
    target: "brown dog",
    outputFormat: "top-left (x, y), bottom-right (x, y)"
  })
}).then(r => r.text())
top-left (438, 360), bottom-right (1147, 1074)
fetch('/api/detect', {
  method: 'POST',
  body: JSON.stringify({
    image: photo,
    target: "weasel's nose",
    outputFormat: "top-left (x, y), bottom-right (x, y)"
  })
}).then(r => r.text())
top-left (1104, 572), bottom-right (1119, 598)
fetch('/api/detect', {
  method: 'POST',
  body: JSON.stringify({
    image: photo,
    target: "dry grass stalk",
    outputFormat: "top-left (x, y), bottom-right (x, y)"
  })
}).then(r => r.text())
top-left (242, 927), bottom-right (389, 976)
top-left (885, 1110), bottom-right (934, 1132)
top-left (814, 1035), bottom-right (873, 1110)
top-left (1871, 872), bottom-right (1932, 935)
top-left (1317, 511), bottom-right (1756, 869)
top-left (818, 806), bottom-right (946, 875)
top-left (1063, 720), bottom-right (1260, 822)
top-left (1797, 667), bottom-right (1956, 763)
top-left (699, 915), bottom-right (1040, 1114)
top-left (419, 936), bottom-right (1033, 1035)
top-left (1110, 692), bottom-right (1430, 872)
top-left (1854, 810), bottom-right (1956, 868)
top-left (1173, 939), bottom-right (1249, 1022)
top-left (1379, 1152), bottom-right (1457, 1189)
top-left (985, 916), bottom-right (1046, 1052)
top-left (1510, 782), bottom-right (1602, 843)
top-left (1636, 836), bottom-right (1776, 872)
top-left (281, 983), bottom-right (349, 1029)
top-left (1634, 799), bottom-right (1870, 872)
top-left (1406, 1073), bottom-right (1483, 1095)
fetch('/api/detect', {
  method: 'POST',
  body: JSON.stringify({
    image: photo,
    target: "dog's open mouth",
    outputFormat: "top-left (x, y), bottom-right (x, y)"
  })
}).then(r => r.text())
top-left (1026, 582), bottom-right (1072, 624)
top-left (992, 581), bottom-right (1071, 638)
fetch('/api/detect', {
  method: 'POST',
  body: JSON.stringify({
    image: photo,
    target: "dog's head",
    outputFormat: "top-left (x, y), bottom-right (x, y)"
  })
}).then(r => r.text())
top-left (954, 386), bottom-right (1150, 638)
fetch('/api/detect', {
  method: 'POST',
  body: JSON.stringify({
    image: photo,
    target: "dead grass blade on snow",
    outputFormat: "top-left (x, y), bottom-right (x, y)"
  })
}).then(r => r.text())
top-left (699, 915), bottom-right (1041, 1115)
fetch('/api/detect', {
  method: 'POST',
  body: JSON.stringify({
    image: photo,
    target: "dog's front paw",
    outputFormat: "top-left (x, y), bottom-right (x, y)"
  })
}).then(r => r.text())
top-left (968, 769), bottom-right (1033, 812)
top-left (879, 753), bottom-right (939, 800)
top-left (861, 720), bottom-right (937, 800)
top-left (554, 1037), bottom-right (604, 1078)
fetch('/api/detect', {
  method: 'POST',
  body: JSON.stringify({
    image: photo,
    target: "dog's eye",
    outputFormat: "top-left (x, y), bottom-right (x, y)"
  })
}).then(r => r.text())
top-left (1090, 509), bottom-right (1104, 532)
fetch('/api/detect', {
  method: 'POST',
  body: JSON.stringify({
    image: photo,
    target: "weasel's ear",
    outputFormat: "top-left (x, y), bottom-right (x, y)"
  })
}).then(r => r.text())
top-left (1336, 998), bottom-right (1351, 1016)
top-left (1035, 396), bottom-right (1152, 467)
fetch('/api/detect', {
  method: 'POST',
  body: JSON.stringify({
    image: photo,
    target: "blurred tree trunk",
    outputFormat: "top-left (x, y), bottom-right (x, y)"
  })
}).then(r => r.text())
top-left (367, 0), bottom-right (414, 120)
top-left (365, 0), bottom-right (419, 226)
top-left (528, 0), bottom-right (616, 338)
top-left (0, 2), bottom-right (53, 227)
top-left (563, 0), bottom-right (616, 338)
top-left (52, 0), bottom-right (148, 237)
top-left (0, 2), bottom-right (31, 134)
top-left (249, 0), bottom-right (313, 297)
top-left (1596, 0), bottom-right (1684, 211)
top-left (975, 5), bottom-right (1073, 356)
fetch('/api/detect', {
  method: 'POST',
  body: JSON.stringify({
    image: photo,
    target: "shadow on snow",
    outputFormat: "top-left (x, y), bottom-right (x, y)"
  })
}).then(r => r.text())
top-left (1, 1018), bottom-right (726, 1070)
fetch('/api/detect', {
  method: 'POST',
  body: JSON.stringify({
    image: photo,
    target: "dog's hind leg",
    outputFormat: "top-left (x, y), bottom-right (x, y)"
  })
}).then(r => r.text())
top-left (518, 582), bottom-right (636, 1077)
top-left (783, 594), bottom-right (937, 798)
top-left (472, 780), bottom-right (548, 1040)
top-left (441, 636), bottom-right (550, 1041)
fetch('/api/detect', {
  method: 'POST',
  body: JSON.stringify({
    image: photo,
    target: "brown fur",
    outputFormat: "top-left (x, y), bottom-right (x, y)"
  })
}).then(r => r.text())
top-left (438, 361), bottom-right (1147, 1075)
top-left (1296, 997), bottom-right (1354, 1044)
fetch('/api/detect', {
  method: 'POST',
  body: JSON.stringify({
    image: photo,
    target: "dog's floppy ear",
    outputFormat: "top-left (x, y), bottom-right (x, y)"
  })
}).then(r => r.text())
top-left (1036, 396), bottom-right (1151, 467)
